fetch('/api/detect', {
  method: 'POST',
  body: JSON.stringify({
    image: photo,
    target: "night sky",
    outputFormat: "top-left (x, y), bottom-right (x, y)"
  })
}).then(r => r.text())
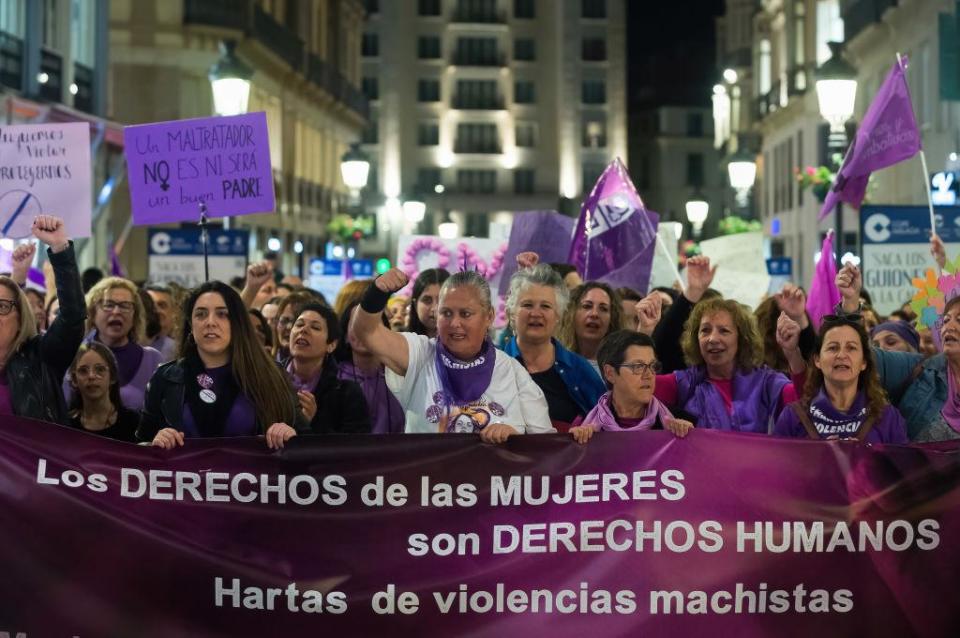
top-left (627, 0), bottom-right (726, 108)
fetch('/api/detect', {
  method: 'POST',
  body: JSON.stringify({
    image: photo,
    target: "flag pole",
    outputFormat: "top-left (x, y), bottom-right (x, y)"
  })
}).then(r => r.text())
top-left (898, 51), bottom-right (940, 274)
top-left (654, 231), bottom-right (686, 294)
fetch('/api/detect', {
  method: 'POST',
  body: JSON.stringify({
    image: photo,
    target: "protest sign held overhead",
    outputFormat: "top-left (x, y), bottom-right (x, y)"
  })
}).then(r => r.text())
top-left (0, 122), bottom-right (92, 238)
top-left (699, 232), bottom-right (771, 308)
top-left (123, 112), bottom-right (275, 224)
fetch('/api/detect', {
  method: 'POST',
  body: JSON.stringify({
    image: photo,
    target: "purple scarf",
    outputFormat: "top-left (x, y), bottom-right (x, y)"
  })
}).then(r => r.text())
top-left (582, 391), bottom-right (674, 432)
top-left (941, 366), bottom-right (960, 434)
top-left (434, 337), bottom-right (497, 406)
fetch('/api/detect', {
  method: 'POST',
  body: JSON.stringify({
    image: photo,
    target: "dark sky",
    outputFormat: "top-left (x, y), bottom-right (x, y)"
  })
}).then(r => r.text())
top-left (626, 0), bottom-right (726, 108)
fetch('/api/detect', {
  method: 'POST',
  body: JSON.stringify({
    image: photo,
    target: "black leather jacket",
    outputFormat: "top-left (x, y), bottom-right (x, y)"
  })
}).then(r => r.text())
top-left (136, 359), bottom-right (310, 442)
top-left (6, 243), bottom-right (85, 424)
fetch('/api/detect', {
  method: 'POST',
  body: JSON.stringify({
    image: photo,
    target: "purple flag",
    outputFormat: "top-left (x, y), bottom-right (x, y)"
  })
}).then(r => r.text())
top-left (819, 57), bottom-right (921, 221)
top-left (498, 211), bottom-right (575, 297)
top-left (109, 244), bottom-right (125, 278)
top-left (25, 267), bottom-right (45, 293)
top-left (807, 231), bottom-right (842, 329)
top-left (568, 158), bottom-right (657, 282)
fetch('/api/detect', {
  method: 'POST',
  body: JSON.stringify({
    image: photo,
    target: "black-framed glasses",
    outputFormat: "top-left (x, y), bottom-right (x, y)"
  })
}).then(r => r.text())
top-left (0, 299), bottom-right (18, 315)
top-left (99, 300), bottom-right (135, 314)
top-left (618, 361), bottom-right (662, 375)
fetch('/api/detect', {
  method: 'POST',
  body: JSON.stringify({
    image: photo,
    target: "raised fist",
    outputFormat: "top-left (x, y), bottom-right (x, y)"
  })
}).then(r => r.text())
top-left (375, 268), bottom-right (409, 294)
top-left (31, 215), bottom-right (68, 251)
top-left (634, 292), bottom-right (663, 335)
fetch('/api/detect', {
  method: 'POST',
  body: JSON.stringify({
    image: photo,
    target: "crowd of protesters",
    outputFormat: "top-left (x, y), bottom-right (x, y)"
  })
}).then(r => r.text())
top-left (5, 214), bottom-right (958, 449)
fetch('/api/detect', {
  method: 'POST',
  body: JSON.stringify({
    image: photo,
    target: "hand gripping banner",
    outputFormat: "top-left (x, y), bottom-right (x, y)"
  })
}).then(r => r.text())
top-left (1, 415), bottom-right (959, 636)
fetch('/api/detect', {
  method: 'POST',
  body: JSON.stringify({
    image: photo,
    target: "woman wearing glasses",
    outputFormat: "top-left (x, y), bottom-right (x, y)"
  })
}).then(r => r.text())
top-left (0, 216), bottom-right (85, 424)
top-left (70, 277), bottom-right (163, 411)
top-left (66, 342), bottom-right (140, 442)
top-left (568, 331), bottom-right (695, 443)
top-left (774, 315), bottom-right (907, 444)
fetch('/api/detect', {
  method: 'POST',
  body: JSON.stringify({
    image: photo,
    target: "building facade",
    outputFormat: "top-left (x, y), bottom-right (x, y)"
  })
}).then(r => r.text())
top-left (109, 0), bottom-right (368, 280)
top-left (359, 0), bottom-right (627, 255)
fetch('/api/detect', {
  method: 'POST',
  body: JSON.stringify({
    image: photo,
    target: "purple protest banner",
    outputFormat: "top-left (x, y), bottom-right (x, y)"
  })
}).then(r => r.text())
top-left (123, 112), bottom-right (275, 225)
top-left (819, 56), bottom-right (921, 221)
top-left (498, 210), bottom-right (575, 297)
top-left (568, 158), bottom-right (657, 285)
top-left (2, 415), bottom-right (960, 636)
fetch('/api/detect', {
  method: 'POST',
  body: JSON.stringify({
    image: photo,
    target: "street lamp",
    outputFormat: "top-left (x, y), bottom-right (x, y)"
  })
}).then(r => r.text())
top-left (727, 147), bottom-right (757, 210)
top-left (340, 143), bottom-right (371, 193)
top-left (402, 193), bottom-right (426, 225)
top-left (685, 194), bottom-right (709, 238)
top-left (815, 41), bottom-right (858, 256)
top-left (209, 40), bottom-right (253, 117)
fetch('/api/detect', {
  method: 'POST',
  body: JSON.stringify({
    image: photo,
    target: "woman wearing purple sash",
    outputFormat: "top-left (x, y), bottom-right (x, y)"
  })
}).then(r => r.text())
top-left (353, 268), bottom-right (554, 442)
top-left (68, 277), bottom-right (164, 411)
top-left (774, 316), bottom-right (907, 444)
top-left (138, 281), bottom-right (307, 449)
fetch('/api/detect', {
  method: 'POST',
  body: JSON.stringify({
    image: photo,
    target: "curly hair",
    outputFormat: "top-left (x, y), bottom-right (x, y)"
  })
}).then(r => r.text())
top-left (85, 277), bottom-right (145, 344)
top-left (558, 282), bottom-right (622, 356)
top-left (803, 318), bottom-right (888, 427)
top-left (682, 297), bottom-right (763, 370)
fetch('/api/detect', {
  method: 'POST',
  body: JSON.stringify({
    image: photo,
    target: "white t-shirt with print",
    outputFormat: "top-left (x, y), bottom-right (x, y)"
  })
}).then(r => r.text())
top-left (386, 333), bottom-right (554, 434)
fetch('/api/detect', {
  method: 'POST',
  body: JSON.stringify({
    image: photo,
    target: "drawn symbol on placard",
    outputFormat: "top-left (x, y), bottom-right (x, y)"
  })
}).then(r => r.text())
top-left (0, 190), bottom-right (43, 238)
top-left (144, 160), bottom-right (171, 191)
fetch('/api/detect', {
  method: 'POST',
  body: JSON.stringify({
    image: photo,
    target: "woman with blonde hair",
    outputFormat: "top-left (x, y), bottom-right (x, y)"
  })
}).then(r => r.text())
top-left (0, 216), bottom-right (85, 424)
top-left (558, 281), bottom-right (622, 375)
top-left (68, 276), bottom-right (163, 410)
top-left (333, 279), bottom-right (372, 317)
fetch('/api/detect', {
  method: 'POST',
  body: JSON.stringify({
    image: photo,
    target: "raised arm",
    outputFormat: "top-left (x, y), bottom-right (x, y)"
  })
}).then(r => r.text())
top-left (653, 256), bottom-right (716, 373)
top-left (33, 216), bottom-right (85, 376)
top-left (351, 269), bottom-right (412, 376)
top-left (836, 264), bottom-right (862, 315)
top-left (9, 242), bottom-right (35, 288)
top-left (240, 261), bottom-right (273, 308)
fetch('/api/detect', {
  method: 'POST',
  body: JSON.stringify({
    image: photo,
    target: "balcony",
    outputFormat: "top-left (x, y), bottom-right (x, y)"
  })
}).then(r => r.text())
top-left (450, 53), bottom-right (505, 67)
top-left (450, 9), bottom-right (506, 23)
top-left (453, 142), bottom-right (501, 154)
top-left (38, 48), bottom-right (62, 102)
top-left (841, 0), bottom-right (898, 42)
top-left (183, 0), bottom-right (249, 30)
top-left (306, 53), bottom-right (370, 120)
top-left (252, 5), bottom-right (303, 70)
top-left (451, 96), bottom-right (505, 110)
top-left (0, 31), bottom-right (23, 91)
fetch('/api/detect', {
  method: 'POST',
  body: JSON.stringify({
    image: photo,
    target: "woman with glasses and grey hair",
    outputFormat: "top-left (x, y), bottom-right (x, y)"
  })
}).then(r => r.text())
top-left (352, 267), bottom-right (554, 443)
top-left (0, 215), bottom-right (85, 424)
top-left (502, 258), bottom-right (605, 430)
top-left (569, 331), bottom-right (695, 443)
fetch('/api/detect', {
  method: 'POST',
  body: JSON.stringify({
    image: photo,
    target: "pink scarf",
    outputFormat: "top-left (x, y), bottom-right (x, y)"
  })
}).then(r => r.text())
top-left (582, 391), bottom-right (674, 432)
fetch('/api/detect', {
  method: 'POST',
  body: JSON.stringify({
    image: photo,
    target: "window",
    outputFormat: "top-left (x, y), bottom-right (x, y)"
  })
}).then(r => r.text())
top-left (514, 0), bottom-right (535, 19)
top-left (815, 0), bottom-right (843, 65)
top-left (515, 122), bottom-right (536, 147)
top-left (70, 0), bottom-right (95, 65)
top-left (364, 0), bottom-right (379, 13)
top-left (455, 123), bottom-right (499, 153)
top-left (466, 212), bottom-right (490, 237)
top-left (455, 0), bottom-right (498, 22)
top-left (514, 80), bottom-right (535, 104)
top-left (581, 0), bottom-right (606, 18)
top-left (418, 36), bottom-right (441, 59)
top-left (514, 169), bottom-right (535, 194)
top-left (362, 33), bottom-right (379, 57)
top-left (418, 79), bottom-right (440, 102)
top-left (42, 0), bottom-right (60, 49)
top-left (686, 153), bottom-right (704, 187)
top-left (362, 116), bottom-right (379, 144)
top-left (418, 122), bottom-right (439, 146)
top-left (418, 0), bottom-right (441, 16)
top-left (417, 168), bottom-right (443, 192)
top-left (362, 76), bottom-right (379, 100)
top-left (455, 37), bottom-right (500, 65)
top-left (758, 38), bottom-right (771, 95)
top-left (582, 38), bottom-right (606, 61)
top-left (582, 116), bottom-right (606, 148)
top-left (581, 80), bottom-right (606, 104)
top-left (514, 38), bottom-right (535, 61)
top-left (454, 79), bottom-right (500, 108)
top-left (457, 170), bottom-right (497, 193)
top-left (0, 0), bottom-right (24, 36)
top-left (686, 112), bottom-right (703, 137)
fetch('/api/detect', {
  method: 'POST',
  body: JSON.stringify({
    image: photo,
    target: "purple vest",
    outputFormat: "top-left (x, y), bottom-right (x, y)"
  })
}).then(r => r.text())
top-left (673, 365), bottom-right (789, 434)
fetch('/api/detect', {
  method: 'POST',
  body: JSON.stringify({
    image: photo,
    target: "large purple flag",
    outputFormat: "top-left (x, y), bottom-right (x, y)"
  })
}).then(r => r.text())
top-left (819, 57), bottom-right (921, 221)
top-left (498, 211), bottom-right (575, 297)
top-left (807, 231), bottom-right (842, 329)
top-left (568, 158), bottom-right (657, 282)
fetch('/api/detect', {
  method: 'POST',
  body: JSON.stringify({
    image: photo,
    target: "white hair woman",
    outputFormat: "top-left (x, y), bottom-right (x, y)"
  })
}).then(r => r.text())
top-left (352, 268), bottom-right (554, 442)
top-left (503, 261), bottom-right (605, 429)
top-left (0, 215), bottom-right (85, 424)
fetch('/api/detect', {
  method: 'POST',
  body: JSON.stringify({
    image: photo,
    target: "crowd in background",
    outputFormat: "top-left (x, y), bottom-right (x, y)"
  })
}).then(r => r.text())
top-left (5, 214), bottom-right (957, 450)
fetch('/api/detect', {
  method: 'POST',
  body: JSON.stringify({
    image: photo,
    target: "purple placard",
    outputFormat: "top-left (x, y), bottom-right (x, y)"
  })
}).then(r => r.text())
top-left (2, 416), bottom-right (960, 636)
top-left (123, 112), bottom-right (275, 225)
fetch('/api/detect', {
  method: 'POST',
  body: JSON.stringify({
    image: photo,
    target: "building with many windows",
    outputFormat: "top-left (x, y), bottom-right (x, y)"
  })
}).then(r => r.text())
top-left (359, 0), bottom-right (627, 253)
top-left (108, 0), bottom-right (368, 280)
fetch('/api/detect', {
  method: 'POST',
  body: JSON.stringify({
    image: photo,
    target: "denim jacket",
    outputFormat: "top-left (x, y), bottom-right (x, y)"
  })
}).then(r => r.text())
top-left (875, 349), bottom-right (948, 441)
top-left (502, 337), bottom-right (605, 415)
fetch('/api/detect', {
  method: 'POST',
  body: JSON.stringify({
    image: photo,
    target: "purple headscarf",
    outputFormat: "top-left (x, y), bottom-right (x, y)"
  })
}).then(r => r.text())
top-left (870, 321), bottom-right (920, 352)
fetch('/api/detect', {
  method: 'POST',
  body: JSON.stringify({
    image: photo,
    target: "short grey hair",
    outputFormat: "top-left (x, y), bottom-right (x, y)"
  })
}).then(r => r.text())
top-left (505, 264), bottom-right (569, 321)
top-left (440, 270), bottom-right (493, 311)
